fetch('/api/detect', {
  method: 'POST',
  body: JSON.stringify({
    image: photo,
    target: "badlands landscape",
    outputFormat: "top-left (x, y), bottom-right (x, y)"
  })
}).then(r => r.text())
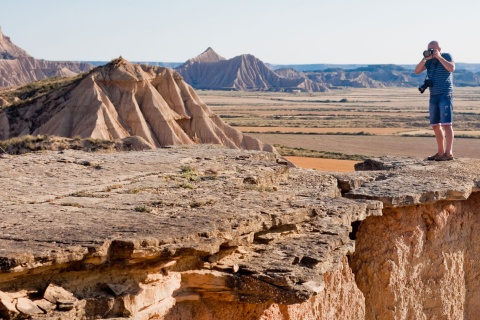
top-left (1, 28), bottom-right (480, 320)
top-left (199, 87), bottom-right (480, 171)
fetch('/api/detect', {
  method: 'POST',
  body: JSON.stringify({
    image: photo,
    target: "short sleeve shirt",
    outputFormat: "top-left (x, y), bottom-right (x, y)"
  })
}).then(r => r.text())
top-left (426, 53), bottom-right (454, 95)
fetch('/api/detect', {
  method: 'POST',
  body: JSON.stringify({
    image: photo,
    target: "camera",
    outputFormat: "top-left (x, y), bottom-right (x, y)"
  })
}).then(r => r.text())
top-left (418, 79), bottom-right (433, 94)
top-left (423, 49), bottom-right (434, 58)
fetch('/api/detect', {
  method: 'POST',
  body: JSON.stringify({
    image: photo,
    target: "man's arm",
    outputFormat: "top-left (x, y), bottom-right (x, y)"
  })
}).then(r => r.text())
top-left (436, 53), bottom-right (455, 72)
top-left (414, 58), bottom-right (427, 74)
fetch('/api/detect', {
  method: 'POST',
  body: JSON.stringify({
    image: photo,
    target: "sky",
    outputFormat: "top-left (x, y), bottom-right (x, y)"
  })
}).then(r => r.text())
top-left (1, 0), bottom-right (479, 65)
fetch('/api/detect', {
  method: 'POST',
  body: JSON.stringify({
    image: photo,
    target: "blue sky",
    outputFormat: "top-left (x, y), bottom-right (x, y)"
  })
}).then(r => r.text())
top-left (1, 0), bottom-right (479, 64)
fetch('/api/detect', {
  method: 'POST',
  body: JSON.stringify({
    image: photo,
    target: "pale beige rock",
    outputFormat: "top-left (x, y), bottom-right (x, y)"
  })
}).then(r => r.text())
top-left (15, 297), bottom-right (44, 315)
top-left (169, 256), bottom-right (364, 320)
top-left (115, 273), bottom-right (181, 317)
top-left (0, 58), bottom-right (274, 153)
top-left (34, 299), bottom-right (56, 312)
top-left (0, 291), bottom-right (19, 319)
top-left (351, 196), bottom-right (480, 320)
top-left (43, 284), bottom-right (76, 304)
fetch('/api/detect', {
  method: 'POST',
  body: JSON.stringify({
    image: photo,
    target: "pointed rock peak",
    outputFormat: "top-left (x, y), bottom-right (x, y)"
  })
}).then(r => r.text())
top-left (196, 47), bottom-right (225, 62)
top-left (0, 28), bottom-right (31, 59)
top-left (106, 56), bottom-right (133, 68)
top-left (181, 47), bottom-right (226, 67)
top-left (99, 57), bottom-right (147, 81)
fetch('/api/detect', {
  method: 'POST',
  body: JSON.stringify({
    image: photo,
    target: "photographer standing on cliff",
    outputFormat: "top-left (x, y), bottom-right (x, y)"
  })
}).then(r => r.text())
top-left (414, 40), bottom-right (455, 161)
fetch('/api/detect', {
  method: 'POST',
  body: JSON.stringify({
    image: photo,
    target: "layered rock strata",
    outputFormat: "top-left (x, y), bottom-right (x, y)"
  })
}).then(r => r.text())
top-left (0, 58), bottom-right (273, 152)
top-left (0, 148), bottom-right (479, 319)
top-left (340, 157), bottom-right (480, 320)
top-left (0, 28), bottom-right (92, 88)
top-left (176, 48), bottom-right (329, 92)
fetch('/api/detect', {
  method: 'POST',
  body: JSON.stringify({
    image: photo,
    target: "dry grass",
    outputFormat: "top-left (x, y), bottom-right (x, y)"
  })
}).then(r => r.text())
top-left (0, 75), bottom-right (84, 110)
top-left (0, 135), bottom-right (142, 155)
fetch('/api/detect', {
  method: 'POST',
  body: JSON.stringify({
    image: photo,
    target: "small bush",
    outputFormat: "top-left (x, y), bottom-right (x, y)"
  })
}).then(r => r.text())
top-left (60, 202), bottom-right (84, 208)
top-left (134, 205), bottom-right (152, 213)
top-left (179, 181), bottom-right (195, 189)
top-left (103, 184), bottom-right (123, 192)
top-left (181, 165), bottom-right (198, 181)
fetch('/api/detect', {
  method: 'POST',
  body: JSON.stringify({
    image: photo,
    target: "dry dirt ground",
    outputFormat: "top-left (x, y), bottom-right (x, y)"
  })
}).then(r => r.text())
top-left (199, 87), bottom-right (480, 171)
top-left (283, 156), bottom-right (360, 172)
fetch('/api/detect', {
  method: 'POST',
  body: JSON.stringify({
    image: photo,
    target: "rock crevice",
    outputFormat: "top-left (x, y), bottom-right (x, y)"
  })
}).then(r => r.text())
top-left (0, 151), bottom-right (479, 319)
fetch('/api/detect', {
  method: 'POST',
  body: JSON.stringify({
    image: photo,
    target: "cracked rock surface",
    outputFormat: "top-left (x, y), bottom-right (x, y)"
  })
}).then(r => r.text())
top-left (1, 148), bottom-right (479, 319)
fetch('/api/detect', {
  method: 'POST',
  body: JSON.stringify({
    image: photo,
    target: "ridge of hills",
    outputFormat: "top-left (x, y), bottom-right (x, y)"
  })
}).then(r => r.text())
top-left (175, 48), bottom-right (329, 92)
top-left (175, 48), bottom-right (480, 91)
top-left (0, 28), bottom-right (93, 88)
top-left (3, 26), bottom-right (480, 93)
top-left (0, 57), bottom-right (274, 152)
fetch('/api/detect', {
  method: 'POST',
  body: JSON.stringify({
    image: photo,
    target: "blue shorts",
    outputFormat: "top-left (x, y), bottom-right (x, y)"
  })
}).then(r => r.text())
top-left (429, 93), bottom-right (453, 126)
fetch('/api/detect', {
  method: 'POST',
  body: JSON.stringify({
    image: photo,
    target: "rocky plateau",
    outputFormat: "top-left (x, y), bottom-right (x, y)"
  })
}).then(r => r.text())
top-left (0, 146), bottom-right (479, 319)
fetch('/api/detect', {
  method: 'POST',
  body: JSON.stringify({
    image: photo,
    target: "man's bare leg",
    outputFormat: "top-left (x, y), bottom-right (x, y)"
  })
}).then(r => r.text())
top-left (432, 125), bottom-right (445, 155)
top-left (443, 125), bottom-right (454, 156)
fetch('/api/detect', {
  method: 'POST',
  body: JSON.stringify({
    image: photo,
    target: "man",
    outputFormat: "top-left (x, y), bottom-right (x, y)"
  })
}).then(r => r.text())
top-left (414, 40), bottom-right (455, 161)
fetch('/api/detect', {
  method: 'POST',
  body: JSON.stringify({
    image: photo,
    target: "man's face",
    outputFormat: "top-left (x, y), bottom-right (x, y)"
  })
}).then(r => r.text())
top-left (428, 43), bottom-right (440, 52)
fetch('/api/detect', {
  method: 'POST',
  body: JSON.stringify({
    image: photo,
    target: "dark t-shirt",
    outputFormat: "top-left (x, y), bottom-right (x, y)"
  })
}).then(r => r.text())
top-left (426, 53), bottom-right (454, 95)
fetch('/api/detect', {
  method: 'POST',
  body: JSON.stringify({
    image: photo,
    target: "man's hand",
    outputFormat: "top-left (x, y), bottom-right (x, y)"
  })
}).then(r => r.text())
top-left (432, 49), bottom-right (441, 59)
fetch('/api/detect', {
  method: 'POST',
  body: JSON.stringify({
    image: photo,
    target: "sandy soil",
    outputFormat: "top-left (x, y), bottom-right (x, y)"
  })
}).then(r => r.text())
top-left (400, 130), bottom-right (480, 137)
top-left (285, 156), bottom-right (359, 172)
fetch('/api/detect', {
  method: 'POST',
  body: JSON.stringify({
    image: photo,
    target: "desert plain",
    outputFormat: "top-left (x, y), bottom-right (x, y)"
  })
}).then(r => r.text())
top-left (199, 87), bottom-right (480, 171)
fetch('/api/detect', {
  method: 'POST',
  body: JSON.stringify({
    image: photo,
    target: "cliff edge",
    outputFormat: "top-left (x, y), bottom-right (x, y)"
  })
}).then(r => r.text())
top-left (0, 149), bottom-right (479, 319)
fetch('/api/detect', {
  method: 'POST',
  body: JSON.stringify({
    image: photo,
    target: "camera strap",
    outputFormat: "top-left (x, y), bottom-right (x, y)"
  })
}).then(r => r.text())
top-left (426, 59), bottom-right (438, 80)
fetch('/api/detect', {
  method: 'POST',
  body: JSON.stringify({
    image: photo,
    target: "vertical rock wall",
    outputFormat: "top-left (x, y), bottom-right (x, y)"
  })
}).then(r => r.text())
top-left (165, 256), bottom-right (364, 320)
top-left (351, 192), bottom-right (480, 320)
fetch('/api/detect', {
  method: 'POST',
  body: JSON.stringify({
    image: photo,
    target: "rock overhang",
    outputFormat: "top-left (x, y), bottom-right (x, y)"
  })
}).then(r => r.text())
top-left (340, 156), bottom-right (480, 207)
top-left (0, 146), bottom-right (479, 316)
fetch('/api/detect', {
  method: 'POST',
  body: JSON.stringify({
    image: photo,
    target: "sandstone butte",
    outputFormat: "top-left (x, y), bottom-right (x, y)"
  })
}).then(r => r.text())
top-left (0, 57), bottom-right (273, 153)
top-left (0, 145), bottom-right (479, 320)
top-left (175, 47), bottom-right (329, 92)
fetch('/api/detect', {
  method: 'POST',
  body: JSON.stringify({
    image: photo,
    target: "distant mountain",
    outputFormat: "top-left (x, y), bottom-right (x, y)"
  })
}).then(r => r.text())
top-left (179, 47), bottom-right (226, 68)
top-left (176, 48), bottom-right (329, 92)
top-left (269, 63), bottom-right (480, 73)
top-left (0, 28), bottom-right (93, 88)
top-left (267, 63), bottom-right (369, 72)
top-left (455, 63), bottom-right (480, 73)
top-left (302, 64), bottom-right (420, 88)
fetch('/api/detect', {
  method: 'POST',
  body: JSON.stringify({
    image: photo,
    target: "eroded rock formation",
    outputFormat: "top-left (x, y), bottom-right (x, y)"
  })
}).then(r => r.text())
top-left (0, 28), bottom-right (92, 88)
top-left (0, 58), bottom-right (273, 152)
top-left (176, 48), bottom-right (329, 92)
top-left (0, 147), bottom-right (479, 319)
